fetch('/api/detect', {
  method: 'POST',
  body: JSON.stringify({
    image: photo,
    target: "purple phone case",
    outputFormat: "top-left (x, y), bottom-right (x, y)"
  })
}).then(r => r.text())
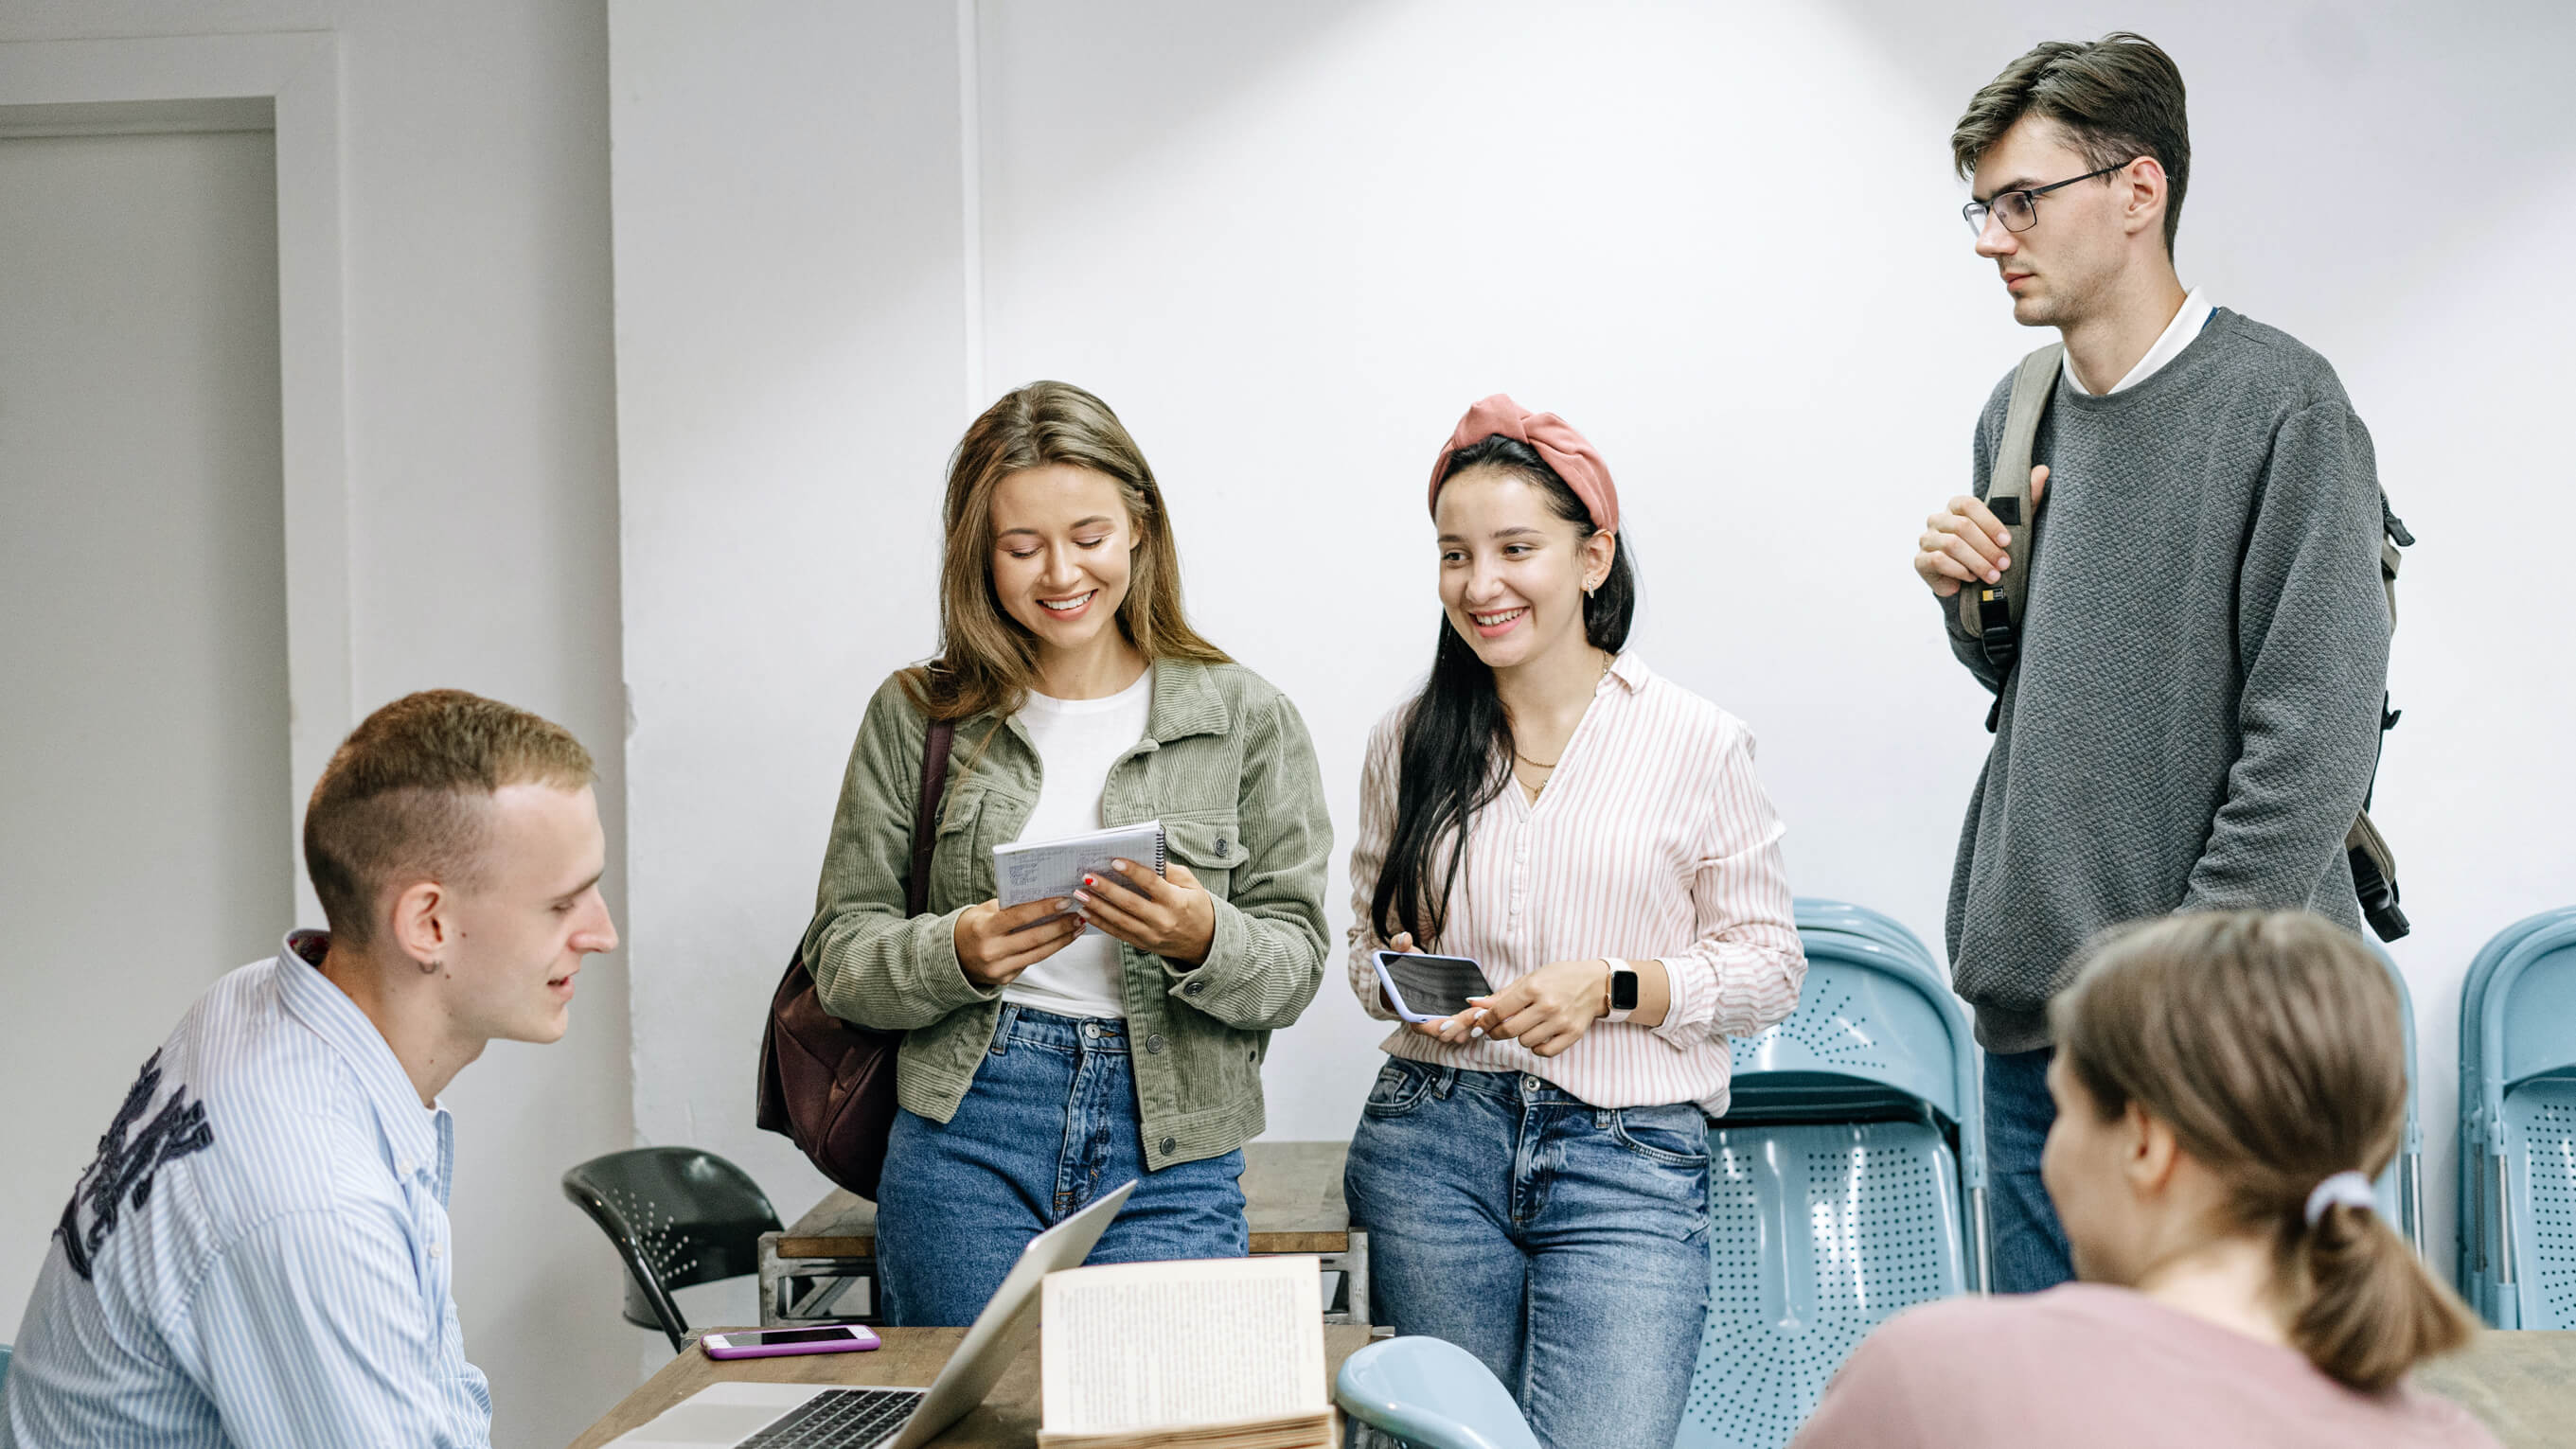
top-left (701, 1326), bottom-right (882, 1360)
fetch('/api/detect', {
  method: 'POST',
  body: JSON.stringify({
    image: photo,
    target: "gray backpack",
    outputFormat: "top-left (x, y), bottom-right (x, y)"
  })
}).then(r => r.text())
top-left (1957, 343), bottom-right (2413, 941)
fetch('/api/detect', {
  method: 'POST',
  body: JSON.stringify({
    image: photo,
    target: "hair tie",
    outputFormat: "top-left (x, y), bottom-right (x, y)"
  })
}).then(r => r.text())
top-left (1426, 395), bottom-right (1620, 534)
top-left (2302, 1170), bottom-right (2376, 1228)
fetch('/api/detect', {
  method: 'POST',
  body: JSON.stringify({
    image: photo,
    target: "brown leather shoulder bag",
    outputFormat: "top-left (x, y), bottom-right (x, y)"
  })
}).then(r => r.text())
top-left (755, 717), bottom-right (956, 1199)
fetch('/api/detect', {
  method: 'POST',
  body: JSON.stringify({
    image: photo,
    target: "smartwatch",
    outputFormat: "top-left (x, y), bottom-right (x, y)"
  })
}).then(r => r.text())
top-left (1603, 962), bottom-right (1641, 1023)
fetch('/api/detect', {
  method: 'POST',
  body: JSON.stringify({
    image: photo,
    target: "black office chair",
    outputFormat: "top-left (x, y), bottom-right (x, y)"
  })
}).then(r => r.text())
top-left (561, 1147), bottom-right (782, 1352)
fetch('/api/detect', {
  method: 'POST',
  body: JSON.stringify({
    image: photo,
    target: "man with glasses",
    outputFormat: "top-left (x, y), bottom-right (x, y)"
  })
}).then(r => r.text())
top-left (1910, 33), bottom-right (2390, 1293)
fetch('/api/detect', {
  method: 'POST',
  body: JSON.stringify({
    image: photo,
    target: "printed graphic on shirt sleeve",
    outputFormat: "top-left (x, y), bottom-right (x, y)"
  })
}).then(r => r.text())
top-left (56, 1049), bottom-right (215, 1281)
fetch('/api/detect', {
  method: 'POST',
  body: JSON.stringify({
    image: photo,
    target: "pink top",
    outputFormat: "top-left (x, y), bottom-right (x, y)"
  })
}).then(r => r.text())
top-left (1344, 653), bottom-right (1805, 1111)
top-left (1789, 1284), bottom-right (2498, 1449)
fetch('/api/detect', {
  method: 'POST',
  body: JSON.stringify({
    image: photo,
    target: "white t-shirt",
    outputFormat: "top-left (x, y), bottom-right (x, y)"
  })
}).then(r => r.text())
top-left (998, 669), bottom-right (1154, 1021)
top-left (2063, 287), bottom-right (2214, 396)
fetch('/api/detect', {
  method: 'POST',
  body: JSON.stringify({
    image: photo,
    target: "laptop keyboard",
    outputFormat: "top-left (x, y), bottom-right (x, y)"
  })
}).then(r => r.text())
top-left (737, 1387), bottom-right (923, 1449)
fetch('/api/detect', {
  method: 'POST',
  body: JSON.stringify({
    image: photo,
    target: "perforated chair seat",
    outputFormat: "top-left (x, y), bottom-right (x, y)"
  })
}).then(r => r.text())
top-left (2501, 1075), bottom-right (2576, 1329)
top-left (1678, 1121), bottom-right (1965, 1449)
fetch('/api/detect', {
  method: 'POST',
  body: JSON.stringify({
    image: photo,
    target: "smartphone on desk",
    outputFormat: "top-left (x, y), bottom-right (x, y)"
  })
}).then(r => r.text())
top-left (1372, 950), bottom-right (1493, 1023)
top-left (700, 1324), bottom-right (881, 1360)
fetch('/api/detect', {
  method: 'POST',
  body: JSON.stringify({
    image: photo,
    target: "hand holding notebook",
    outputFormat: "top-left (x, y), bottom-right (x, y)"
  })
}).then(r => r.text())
top-left (994, 820), bottom-right (1167, 936)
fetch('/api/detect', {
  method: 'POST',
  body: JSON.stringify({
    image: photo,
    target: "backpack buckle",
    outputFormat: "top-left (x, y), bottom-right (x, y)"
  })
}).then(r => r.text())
top-left (1975, 586), bottom-right (2018, 672)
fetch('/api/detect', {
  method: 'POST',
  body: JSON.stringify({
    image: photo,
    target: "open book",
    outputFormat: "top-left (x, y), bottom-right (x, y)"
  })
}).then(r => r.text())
top-left (1038, 1255), bottom-right (1338, 1449)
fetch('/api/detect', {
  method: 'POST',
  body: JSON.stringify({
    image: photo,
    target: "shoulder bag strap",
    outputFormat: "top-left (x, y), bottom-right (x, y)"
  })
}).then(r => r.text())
top-left (905, 719), bottom-right (958, 918)
top-left (1958, 342), bottom-right (2066, 672)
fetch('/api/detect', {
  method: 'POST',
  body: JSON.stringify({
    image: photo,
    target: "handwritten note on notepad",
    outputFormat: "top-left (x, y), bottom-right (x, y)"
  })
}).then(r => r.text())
top-left (993, 821), bottom-right (1165, 921)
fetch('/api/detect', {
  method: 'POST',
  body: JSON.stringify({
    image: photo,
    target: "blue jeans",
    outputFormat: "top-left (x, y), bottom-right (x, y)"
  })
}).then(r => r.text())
top-left (874, 1004), bottom-right (1249, 1326)
top-left (1342, 1059), bottom-right (1711, 1449)
top-left (1984, 1046), bottom-right (2074, 1293)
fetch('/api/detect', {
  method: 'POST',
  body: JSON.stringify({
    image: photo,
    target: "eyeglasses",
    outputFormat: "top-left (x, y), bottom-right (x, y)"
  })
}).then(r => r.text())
top-left (1962, 162), bottom-right (2133, 236)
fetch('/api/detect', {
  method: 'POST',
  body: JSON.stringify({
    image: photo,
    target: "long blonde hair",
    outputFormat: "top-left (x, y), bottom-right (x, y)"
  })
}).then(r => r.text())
top-left (901, 380), bottom-right (1228, 724)
top-left (2052, 911), bottom-right (2476, 1391)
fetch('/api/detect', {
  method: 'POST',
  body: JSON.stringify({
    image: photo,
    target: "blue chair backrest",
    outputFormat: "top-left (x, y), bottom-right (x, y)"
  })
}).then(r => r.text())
top-left (1, 1340), bottom-right (11, 1394)
top-left (2456, 909), bottom-right (2576, 1313)
top-left (1334, 1335), bottom-right (1541, 1449)
top-left (1791, 898), bottom-right (1939, 969)
top-left (2458, 909), bottom-right (2576, 1122)
top-left (2461, 913), bottom-right (2576, 1327)
top-left (1728, 932), bottom-right (1978, 1151)
top-left (2457, 910), bottom-right (2576, 1315)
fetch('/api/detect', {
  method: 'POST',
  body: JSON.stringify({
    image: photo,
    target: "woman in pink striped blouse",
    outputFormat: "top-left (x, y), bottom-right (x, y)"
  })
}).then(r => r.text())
top-left (1341, 396), bottom-right (1807, 1449)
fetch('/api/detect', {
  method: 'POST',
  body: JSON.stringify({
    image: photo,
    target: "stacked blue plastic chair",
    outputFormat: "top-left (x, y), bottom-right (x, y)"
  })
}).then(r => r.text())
top-left (2457, 908), bottom-right (2576, 1327)
top-left (1673, 899), bottom-right (1986, 1449)
top-left (2365, 943), bottom-right (2425, 1258)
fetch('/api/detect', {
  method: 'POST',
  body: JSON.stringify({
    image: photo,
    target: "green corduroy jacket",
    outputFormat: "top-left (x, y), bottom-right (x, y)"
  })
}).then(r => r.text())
top-left (799, 659), bottom-right (1333, 1170)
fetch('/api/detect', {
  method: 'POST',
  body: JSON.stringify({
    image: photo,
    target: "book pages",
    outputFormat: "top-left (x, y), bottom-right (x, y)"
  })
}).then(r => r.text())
top-left (1039, 1255), bottom-right (1329, 1448)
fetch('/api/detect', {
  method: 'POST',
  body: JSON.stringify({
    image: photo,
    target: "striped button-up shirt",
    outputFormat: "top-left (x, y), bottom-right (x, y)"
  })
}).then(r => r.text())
top-left (3, 932), bottom-right (492, 1449)
top-left (1346, 653), bottom-right (1805, 1113)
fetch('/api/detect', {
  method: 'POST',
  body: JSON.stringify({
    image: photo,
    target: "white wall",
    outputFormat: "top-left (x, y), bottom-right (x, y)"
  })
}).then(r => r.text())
top-left (0, 126), bottom-right (293, 1330)
top-left (613, 0), bottom-right (2576, 1300)
top-left (610, 0), bottom-right (971, 1245)
top-left (0, 5), bottom-right (634, 1447)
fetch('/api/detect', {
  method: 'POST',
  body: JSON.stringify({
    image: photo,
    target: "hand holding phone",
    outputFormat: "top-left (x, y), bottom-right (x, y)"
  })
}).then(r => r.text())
top-left (1373, 945), bottom-right (1492, 1025)
top-left (700, 1324), bottom-right (882, 1360)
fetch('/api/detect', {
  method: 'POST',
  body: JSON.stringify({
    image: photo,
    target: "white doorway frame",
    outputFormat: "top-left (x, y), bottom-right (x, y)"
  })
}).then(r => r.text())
top-left (0, 32), bottom-right (347, 911)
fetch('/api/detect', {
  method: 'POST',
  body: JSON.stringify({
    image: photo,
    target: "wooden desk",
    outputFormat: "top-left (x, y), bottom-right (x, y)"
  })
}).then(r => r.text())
top-left (2417, 1331), bottom-right (2576, 1448)
top-left (759, 1140), bottom-right (1367, 1325)
top-left (570, 1325), bottom-right (1375, 1449)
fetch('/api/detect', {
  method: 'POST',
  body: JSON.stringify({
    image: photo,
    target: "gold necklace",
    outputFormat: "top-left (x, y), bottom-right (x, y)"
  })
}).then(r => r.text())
top-left (1510, 651), bottom-right (1611, 796)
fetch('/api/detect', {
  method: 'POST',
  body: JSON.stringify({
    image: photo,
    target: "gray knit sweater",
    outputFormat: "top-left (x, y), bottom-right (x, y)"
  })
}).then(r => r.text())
top-left (1943, 308), bottom-right (2389, 1052)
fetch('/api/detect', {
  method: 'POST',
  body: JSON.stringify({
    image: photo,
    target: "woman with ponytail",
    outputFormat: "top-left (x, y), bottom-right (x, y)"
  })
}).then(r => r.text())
top-left (1792, 910), bottom-right (2492, 1448)
top-left (1341, 397), bottom-right (1806, 1449)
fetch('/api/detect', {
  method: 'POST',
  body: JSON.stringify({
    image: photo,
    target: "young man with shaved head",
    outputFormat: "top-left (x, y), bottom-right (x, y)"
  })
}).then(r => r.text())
top-left (5, 690), bottom-right (619, 1448)
top-left (1912, 34), bottom-right (2391, 1293)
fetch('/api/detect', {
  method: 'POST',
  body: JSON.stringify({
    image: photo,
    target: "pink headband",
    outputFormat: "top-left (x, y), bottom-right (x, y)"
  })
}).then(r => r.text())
top-left (1426, 394), bottom-right (1619, 535)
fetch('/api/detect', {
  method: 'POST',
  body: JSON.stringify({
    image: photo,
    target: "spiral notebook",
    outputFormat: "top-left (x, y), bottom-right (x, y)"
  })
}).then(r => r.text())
top-left (994, 820), bottom-right (1166, 929)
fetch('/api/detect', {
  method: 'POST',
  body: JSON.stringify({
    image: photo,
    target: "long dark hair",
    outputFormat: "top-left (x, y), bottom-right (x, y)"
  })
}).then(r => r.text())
top-left (1369, 436), bottom-right (1638, 947)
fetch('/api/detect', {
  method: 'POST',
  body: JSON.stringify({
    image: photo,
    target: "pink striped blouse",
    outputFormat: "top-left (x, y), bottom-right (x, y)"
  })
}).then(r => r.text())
top-left (1345, 653), bottom-right (1806, 1112)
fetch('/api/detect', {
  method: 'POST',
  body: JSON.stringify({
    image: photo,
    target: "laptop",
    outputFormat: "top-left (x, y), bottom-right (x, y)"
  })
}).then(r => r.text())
top-left (608, 1180), bottom-right (1137, 1449)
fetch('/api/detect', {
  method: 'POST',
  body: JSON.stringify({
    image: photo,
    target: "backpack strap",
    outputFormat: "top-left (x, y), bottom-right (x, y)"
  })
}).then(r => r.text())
top-left (2353, 492), bottom-right (2413, 941)
top-left (2378, 489), bottom-right (2411, 629)
top-left (1958, 342), bottom-right (2067, 674)
top-left (904, 719), bottom-right (958, 918)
